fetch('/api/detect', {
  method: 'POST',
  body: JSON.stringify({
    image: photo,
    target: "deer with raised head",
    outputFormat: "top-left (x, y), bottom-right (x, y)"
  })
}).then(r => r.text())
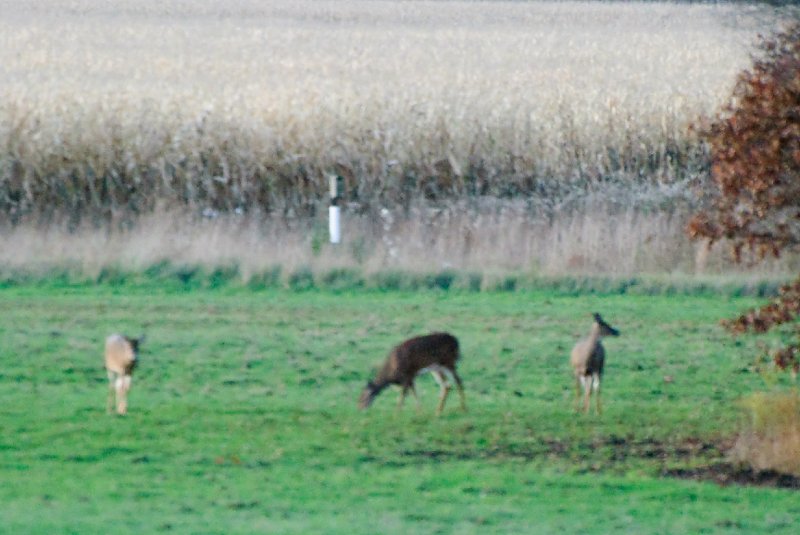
top-left (358, 332), bottom-right (466, 415)
top-left (104, 334), bottom-right (143, 415)
top-left (570, 313), bottom-right (620, 414)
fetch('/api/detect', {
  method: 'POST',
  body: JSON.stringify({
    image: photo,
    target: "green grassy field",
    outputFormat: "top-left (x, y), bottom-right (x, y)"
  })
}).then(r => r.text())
top-left (1, 285), bottom-right (798, 533)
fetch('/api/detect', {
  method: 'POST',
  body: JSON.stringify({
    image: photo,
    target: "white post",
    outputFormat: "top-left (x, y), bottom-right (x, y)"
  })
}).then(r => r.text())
top-left (329, 205), bottom-right (341, 244)
top-left (329, 175), bottom-right (341, 244)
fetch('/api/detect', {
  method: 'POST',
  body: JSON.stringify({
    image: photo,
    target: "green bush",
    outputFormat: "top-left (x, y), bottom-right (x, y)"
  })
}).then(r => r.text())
top-left (288, 266), bottom-right (315, 291)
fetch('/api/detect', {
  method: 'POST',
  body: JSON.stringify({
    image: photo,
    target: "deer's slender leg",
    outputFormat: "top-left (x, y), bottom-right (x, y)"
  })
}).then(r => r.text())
top-left (124, 375), bottom-right (132, 414)
top-left (107, 371), bottom-right (116, 414)
top-left (114, 376), bottom-right (124, 414)
top-left (593, 374), bottom-right (602, 415)
top-left (397, 385), bottom-right (409, 410)
top-left (408, 383), bottom-right (422, 412)
top-left (116, 375), bottom-right (132, 415)
top-left (431, 370), bottom-right (451, 415)
top-left (581, 375), bottom-right (591, 413)
top-left (452, 369), bottom-right (466, 411)
top-left (437, 385), bottom-right (452, 415)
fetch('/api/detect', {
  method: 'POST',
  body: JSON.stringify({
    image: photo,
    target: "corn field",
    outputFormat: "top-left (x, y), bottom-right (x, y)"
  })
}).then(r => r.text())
top-left (0, 1), bottom-right (779, 221)
top-left (0, 0), bottom-right (794, 277)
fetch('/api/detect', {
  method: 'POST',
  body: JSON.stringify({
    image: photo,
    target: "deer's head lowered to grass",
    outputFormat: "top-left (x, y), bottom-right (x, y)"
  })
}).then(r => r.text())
top-left (104, 333), bottom-right (144, 415)
top-left (359, 332), bottom-right (466, 415)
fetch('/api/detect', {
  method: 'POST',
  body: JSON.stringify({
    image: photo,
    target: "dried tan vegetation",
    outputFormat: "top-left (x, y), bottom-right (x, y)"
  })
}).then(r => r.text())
top-left (0, 0), bottom-right (781, 221)
top-left (0, 1), bottom-right (793, 277)
top-left (732, 391), bottom-right (800, 477)
top-left (1, 204), bottom-right (797, 281)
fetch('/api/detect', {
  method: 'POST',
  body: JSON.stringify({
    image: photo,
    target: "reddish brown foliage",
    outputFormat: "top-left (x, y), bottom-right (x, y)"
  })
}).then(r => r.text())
top-left (725, 277), bottom-right (800, 335)
top-left (687, 22), bottom-right (800, 257)
top-left (723, 275), bottom-right (800, 374)
top-left (689, 23), bottom-right (800, 373)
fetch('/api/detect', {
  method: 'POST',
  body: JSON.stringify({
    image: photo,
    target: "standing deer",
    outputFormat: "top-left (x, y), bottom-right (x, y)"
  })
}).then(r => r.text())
top-left (570, 313), bottom-right (620, 414)
top-left (104, 334), bottom-right (143, 415)
top-left (358, 332), bottom-right (466, 415)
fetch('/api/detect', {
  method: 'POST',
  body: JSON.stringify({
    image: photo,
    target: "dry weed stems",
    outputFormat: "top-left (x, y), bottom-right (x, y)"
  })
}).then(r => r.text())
top-left (0, 1), bottom-right (791, 277)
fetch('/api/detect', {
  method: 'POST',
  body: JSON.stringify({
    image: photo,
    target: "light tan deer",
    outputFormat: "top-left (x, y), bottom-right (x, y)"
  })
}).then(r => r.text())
top-left (570, 313), bottom-right (620, 414)
top-left (104, 334), bottom-right (143, 415)
top-left (358, 332), bottom-right (466, 415)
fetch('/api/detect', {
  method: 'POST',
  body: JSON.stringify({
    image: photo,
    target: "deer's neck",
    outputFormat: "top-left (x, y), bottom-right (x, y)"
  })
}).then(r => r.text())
top-left (374, 357), bottom-right (401, 386)
top-left (587, 326), bottom-right (602, 348)
top-left (370, 379), bottom-right (391, 398)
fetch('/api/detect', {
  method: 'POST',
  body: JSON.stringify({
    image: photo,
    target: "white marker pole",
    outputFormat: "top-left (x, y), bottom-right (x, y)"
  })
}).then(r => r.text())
top-left (329, 175), bottom-right (341, 244)
top-left (329, 205), bottom-right (341, 244)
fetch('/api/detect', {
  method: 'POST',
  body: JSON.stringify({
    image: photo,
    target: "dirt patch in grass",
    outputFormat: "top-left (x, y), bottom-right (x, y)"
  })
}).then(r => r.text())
top-left (664, 464), bottom-right (800, 489)
top-left (399, 436), bottom-right (722, 463)
top-left (394, 436), bottom-right (799, 490)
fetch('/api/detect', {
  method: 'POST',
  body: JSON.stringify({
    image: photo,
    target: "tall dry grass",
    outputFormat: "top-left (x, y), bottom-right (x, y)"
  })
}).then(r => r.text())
top-left (1, 201), bottom-right (797, 283)
top-left (731, 391), bottom-right (800, 477)
top-left (0, 0), bottom-right (784, 221)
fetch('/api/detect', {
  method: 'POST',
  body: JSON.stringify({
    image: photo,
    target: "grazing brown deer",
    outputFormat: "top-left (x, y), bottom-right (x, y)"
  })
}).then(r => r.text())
top-left (104, 334), bottom-right (143, 415)
top-left (358, 332), bottom-right (466, 415)
top-left (570, 313), bottom-right (620, 414)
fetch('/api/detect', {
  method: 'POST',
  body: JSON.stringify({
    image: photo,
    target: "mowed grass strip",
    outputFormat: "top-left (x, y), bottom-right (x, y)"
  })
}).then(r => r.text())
top-left (1, 286), bottom-right (798, 533)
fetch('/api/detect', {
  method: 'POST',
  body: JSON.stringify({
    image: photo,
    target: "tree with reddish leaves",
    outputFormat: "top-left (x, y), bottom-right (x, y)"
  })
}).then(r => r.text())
top-left (687, 22), bottom-right (800, 375)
